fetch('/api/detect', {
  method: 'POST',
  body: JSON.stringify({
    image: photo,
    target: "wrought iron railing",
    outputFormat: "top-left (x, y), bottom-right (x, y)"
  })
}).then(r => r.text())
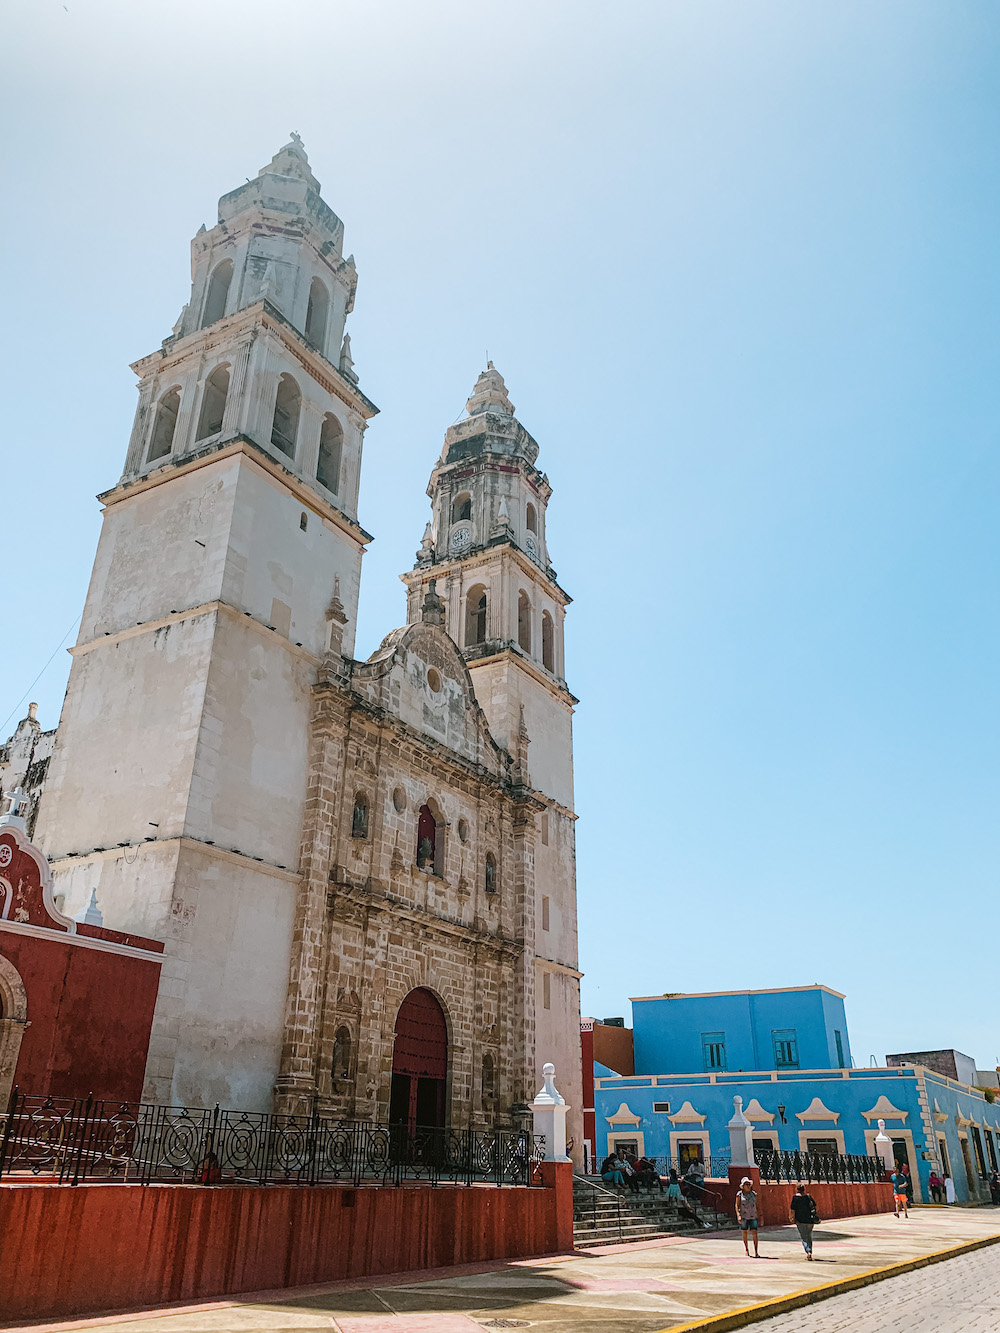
top-left (597, 1155), bottom-right (731, 1185)
top-left (0, 1091), bottom-right (544, 1188)
top-left (754, 1146), bottom-right (886, 1184)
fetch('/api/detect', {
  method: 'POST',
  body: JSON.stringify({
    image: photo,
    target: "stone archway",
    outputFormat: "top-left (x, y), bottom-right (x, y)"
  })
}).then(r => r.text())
top-left (389, 988), bottom-right (448, 1132)
top-left (0, 951), bottom-right (28, 1111)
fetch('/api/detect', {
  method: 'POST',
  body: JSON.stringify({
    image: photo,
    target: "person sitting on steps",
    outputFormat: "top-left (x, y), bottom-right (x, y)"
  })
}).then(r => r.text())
top-left (600, 1152), bottom-right (630, 1190)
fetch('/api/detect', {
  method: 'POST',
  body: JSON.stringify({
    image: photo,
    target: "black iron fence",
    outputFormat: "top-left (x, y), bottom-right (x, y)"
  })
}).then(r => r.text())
top-left (755, 1147), bottom-right (886, 1184)
top-left (593, 1154), bottom-right (731, 1182)
top-left (0, 1091), bottom-right (543, 1189)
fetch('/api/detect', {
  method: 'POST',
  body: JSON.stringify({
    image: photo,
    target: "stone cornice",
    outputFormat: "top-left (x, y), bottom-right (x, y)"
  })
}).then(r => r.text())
top-left (99, 435), bottom-right (373, 548)
top-left (0, 918), bottom-right (166, 963)
top-left (463, 644), bottom-right (578, 709)
top-left (428, 451), bottom-right (552, 503)
top-left (47, 834), bottom-right (301, 883)
top-left (403, 543), bottom-right (571, 607)
top-left (534, 956), bottom-right (584, 979)
top-left (70, 599), bottom-right (322, 666)
top-left (130, 300), bottom-right (379, 420)
top-left (327, 878), bottom-right (524, 958)
top-left (313, 677), bottom-right (546, 807)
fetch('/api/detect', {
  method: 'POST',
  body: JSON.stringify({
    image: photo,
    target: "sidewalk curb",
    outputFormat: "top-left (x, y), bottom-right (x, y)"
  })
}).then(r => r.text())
top-left (657, 1230), bottom-right (1000, 1333)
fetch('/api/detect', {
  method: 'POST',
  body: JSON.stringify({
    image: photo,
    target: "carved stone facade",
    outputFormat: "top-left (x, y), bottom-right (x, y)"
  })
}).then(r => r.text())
top-left (276, 608), bottom-right (542, 1124)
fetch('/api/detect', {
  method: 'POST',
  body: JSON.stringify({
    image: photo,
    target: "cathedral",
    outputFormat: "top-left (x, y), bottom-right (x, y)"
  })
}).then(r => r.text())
top-left (2, 138), bottom-right (582, 1147)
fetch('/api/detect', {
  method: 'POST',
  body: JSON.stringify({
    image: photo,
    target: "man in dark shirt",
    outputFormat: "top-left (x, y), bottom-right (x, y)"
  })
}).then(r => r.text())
top-left (789, 1185), bottom-right (818, 1258)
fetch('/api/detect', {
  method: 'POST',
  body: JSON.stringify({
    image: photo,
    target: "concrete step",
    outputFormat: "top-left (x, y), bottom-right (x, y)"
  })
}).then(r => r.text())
top-left (573, 1218), bottom-right (712, 1247)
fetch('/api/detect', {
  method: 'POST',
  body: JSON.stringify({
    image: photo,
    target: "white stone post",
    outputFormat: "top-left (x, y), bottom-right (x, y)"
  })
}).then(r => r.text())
top-left (728, 1095), bottom-right (755, 1168)
top-left (532, 1062), bottom-right (570, 1162)
top-left (874, 1118), bottom-right (894, 1172)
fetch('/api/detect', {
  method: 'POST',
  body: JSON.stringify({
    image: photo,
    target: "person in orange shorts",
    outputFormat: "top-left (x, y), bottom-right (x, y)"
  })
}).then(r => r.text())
top-left (891, 1167), bottom-right (909, 1218)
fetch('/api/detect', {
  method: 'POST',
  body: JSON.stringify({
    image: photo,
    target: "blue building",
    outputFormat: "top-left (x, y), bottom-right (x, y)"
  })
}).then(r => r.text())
top-left (593, 985), bottom-right (1000, 1204)
top-left (632, 985), bottom-right (851, 1076)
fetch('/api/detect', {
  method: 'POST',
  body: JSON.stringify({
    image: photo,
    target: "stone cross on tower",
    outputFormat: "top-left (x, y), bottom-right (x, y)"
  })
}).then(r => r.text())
top-left (0, 786), bottom-right (28, 831)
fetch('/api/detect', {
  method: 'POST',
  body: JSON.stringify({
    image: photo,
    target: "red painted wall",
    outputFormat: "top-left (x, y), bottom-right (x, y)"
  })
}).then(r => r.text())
top-left (0, 931), bottom-right (161, 1102)
top-left (0, 1175), bottom-right (573, 1321)
top-left (581, 1025), bottom-right (595, 1161)
top-left (711, 1175), bottom-right (894, 1226)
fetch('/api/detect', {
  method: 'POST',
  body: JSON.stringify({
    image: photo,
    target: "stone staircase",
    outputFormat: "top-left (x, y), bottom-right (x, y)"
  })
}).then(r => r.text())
top-left (572, 1175), bottom-right (736, 1247)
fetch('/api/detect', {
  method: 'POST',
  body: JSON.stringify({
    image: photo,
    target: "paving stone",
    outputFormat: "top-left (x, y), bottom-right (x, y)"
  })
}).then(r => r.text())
top-left (18, 1208), bottom-right (1000, 1333)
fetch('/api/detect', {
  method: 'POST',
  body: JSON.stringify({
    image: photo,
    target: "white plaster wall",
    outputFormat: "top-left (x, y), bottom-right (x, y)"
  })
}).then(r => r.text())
top-left (152, 845), bottom-right (297, 1110)
top-left (48, 838), bottom-right (181, 942)
top-left (79, 457), bottom-right (238, 641)
top-left (534, 806), bottom-right (578, 973)
top-left (223, 460), bottom-right (363, 658)
top-left (467, 660), bottom-right (575, 811)
top-left (36, 616), bottom-right (216, 859)
top-left (535, 963), bottom-right (584, 1156)
top-left (48, 839), bottom-right (297, 1112)
top-left (184, 612), bottom-right (312, 866)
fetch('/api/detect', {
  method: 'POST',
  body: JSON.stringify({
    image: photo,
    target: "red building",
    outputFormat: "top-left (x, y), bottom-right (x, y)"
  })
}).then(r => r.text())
top-left (0, 803), bottom-right (163, 1108)
top-left (581, 1017), bottom-right (634, 1172)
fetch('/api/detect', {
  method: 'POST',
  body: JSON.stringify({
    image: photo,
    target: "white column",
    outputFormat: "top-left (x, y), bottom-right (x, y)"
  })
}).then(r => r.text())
top-left (224, 334), bottom-right (255, 436)
top-left (532, 1061), bottom-right (570, 1162)
top-left (728, 1095), bottom-right (755, 1167)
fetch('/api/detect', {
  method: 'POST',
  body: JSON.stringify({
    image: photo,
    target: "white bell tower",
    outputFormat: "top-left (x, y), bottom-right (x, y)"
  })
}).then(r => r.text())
top-left (35, 138), bottom-right (379, 1111)
top-left (401, 364), bottom-right (582, 1146)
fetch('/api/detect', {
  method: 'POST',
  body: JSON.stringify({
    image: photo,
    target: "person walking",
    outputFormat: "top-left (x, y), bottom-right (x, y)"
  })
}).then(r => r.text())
top-left (735, 1176), bottom-right (760, 1257)
top-left (789, 1185), bottom-right (819, 1259)
top-left (901, 1161), bottom-right (914, 1208)
top-left (892, 1167), bottom-right (910, 1218)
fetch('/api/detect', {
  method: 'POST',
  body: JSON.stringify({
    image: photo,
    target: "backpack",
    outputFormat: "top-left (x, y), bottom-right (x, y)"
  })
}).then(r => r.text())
top-left (808, 1196), bottom-right (820, 1224)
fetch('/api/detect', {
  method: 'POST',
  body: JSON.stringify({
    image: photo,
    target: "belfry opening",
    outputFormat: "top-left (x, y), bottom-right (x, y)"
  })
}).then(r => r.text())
top-left (389, 988), bottom-right (448, 1132)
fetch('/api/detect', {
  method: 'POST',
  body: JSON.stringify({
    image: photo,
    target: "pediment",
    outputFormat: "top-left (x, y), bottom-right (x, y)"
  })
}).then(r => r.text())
top-left (669, 1100), bottom-right (706, 1126)
top-left (796, 1097), bottom-right (840, 1124)
top-left (742, 1098), bottom-right (775, 1125)
top-left (354, 621), bottom-right (505, 769)
top-left (861, 1095), bottom-right (908, 1124)
top-left (606, 1101), bottom-right (641, 1127)
top-left (0, 820), bottom-right (73, 933)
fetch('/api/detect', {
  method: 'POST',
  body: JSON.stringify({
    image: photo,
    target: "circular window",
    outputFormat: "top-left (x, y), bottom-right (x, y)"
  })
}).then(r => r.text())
top-left (427, 667), bottom-right (442, 693)
top-left (392, 786), bottom-right (407, 813)
top-left (458, 818), bottom-right (469, 843)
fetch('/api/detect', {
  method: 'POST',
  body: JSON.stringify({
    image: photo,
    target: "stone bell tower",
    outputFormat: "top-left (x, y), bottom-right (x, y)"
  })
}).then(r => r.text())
top-left (401, 364), bottom-right (582, 1144)
top-left (34, 137), bottom-right (378, 1111)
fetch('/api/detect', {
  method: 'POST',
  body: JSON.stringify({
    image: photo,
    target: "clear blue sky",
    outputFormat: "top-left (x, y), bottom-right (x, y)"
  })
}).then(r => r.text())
top-left (3, 0), bottom-right (999, 1072)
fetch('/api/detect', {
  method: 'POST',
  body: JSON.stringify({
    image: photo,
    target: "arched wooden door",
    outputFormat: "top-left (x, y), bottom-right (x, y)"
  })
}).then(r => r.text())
top-left (389, 988), bottom-right (448, 1132)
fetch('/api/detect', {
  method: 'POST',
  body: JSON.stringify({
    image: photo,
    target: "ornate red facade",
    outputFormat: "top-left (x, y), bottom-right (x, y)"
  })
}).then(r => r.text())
top-left (0, 819), bottom-right (164, 1106)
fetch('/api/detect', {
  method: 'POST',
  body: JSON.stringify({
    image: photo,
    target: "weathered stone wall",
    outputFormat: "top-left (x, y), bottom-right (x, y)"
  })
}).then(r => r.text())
top-left (0, 705), bottom-right (55, 839)
top-left (278, 623), bottom-right (541, 1126)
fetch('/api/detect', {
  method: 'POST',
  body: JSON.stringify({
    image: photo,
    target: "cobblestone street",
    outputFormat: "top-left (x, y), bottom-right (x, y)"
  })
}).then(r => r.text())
top-left (752, 1240), bottom-right (1000, 1332)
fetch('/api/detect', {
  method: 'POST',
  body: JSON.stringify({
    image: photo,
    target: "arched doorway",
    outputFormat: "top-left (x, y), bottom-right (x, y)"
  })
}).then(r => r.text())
top-left (389, 988), bottom-right (448, 1132)
top-left (0, 952), bottom-right (28, 1112)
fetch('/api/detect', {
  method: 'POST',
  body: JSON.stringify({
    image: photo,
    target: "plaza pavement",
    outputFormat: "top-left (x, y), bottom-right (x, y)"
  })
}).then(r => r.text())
top-left (7, 1207), bottom-right (1000, 1333)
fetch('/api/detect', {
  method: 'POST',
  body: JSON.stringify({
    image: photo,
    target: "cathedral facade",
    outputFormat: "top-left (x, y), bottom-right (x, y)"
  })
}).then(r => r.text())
top-left (7, 138), bottom-right (581, 1146)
